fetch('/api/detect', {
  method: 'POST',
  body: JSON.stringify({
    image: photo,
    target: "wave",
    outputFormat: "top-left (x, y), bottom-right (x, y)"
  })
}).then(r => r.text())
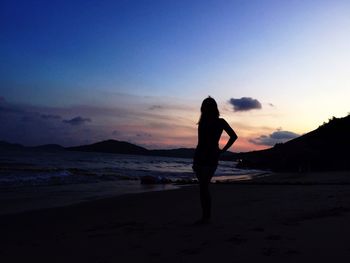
top-left (0, 151), bottom-right (264, 187)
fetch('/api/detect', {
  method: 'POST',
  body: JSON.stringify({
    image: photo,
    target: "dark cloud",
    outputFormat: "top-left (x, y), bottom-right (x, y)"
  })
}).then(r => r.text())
top-left (249, 130), bottom-right (300, 146)
top-left (0, 106), bottom-right (19, 114)
top-left (136, 133), bottom-right (152, 138)
top-left (0, 100), bottom-right (109, 146)
top-left (270, 130), bottom-right (299, 140)
top-left (149, 105), bottom-right (163, 110)
top-left (0, 99), bottom-right (23, 114)
top-left (63, 116), bottom-right (91, 126)
top-left (0, 95), bottom-right (193, 148)
top-left (112, 130), bottom-right (119, 136)
top-left (229, 97), bottom-right (262, 112)
top-left (41, 114), bottom-right (61, 120)
top-left (0, 105), bottom-right (66, 146)
top-left (21, 115), bottom-right (36, 122)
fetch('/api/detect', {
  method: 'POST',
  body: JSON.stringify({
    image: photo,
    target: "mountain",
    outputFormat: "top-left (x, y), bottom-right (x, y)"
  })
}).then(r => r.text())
top-left (0, 139), bottom-right (237, 160)
top-left (0, 141), bottom-right (24, 151)
top-left (67, 139), bottom-right (148, 155)
top-left (0, 141), bottom-right (65, 152)
top-left (67, 140), bottom-right (195, 158)
top-left (236, 115), bottom-right (350, 171)
top-left (67, 140), bottom-right (236, 160)
top-left (30, 144), bottom-right (65, 151)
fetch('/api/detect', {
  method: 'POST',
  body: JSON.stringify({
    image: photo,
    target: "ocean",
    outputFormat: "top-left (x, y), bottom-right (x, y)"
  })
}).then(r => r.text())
top-left (0, 149), bottom-right (263, 187)
top-left (0, 149), bottom-right (265, 214)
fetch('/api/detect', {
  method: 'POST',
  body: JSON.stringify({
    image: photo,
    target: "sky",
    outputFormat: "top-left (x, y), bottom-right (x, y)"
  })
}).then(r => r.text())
top-left (1, 0), bottom-right (350, 151)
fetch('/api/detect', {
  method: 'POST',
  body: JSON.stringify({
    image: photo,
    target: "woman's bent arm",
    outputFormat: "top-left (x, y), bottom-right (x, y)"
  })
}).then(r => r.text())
top-left (221, 120), bottom-right (238, 153)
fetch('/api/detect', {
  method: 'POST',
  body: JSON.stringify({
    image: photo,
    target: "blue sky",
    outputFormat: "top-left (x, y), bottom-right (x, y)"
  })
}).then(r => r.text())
top-left (1, 0), bottom-right (350, 150)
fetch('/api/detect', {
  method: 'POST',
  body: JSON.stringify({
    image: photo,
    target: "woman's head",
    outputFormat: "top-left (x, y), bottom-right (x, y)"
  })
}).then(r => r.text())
top-left (199, 96), bottom-right (220, 123)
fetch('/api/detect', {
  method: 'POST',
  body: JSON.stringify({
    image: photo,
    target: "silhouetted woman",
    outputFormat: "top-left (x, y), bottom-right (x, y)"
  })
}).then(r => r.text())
top-left (193, 97), bottom-right (237, 223)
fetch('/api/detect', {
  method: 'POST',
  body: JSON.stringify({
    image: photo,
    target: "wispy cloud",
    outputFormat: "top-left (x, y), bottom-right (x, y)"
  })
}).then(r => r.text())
top-left (0, 96), bottom-right (198, 148)
top-left (63, 116), bottom-right (91, 126)
top-left (41, 114), bottom-right (61, 120)
top-left (112, 130), bottom-right (119, 136)
top-left (249, 130), bottom-right (300, 146)
top-left (0, 95), bottom-right (295, 151)
top-left (148, 105), bottom-right (163, 110)
top-left (0, 99), bottom-right (24, 114)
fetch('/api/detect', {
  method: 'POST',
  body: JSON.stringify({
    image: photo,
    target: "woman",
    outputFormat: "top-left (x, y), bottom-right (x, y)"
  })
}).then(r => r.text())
top-left (193, 96), bottom-right (237, 224)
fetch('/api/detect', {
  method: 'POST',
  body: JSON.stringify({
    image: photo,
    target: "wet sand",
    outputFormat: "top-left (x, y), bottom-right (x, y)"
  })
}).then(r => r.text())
top-left (1, 171), bottom-right (350, 262)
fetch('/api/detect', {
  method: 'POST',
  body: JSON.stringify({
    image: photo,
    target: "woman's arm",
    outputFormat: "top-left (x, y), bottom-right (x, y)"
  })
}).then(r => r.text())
top-left (220, 119), bottom-right (238, 153)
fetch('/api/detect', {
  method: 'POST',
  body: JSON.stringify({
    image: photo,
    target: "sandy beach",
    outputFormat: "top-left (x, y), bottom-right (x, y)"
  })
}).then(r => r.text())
top-left (1, 171), bottom-right (350, 262)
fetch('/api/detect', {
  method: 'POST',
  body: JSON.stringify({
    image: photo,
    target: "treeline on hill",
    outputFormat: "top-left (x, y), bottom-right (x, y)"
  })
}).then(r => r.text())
top-left (235, 115), bottom-right (350, 172)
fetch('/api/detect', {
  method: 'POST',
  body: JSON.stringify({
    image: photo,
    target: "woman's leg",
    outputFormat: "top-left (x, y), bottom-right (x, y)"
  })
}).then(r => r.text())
top-left (198, 167), bottom-right (215, 221)
top-left (199, 178), bottom-right (211, 220)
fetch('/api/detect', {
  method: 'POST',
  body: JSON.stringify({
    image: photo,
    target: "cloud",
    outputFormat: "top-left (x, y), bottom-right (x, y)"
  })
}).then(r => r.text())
top-left (0, 95), bottom-right (196, 148)
top-left (149, 105), bottom-right (163, 110)
top-left (249, 130), bottom-right (300, 146)
top-left (40, 114), bottom-right (61, 120)
top-left (0, 99), bottom-right (23, 114)
top-left (0, 101), bottom-right (68, 146)
top-left (63, 116), bottom-right (91, 126)
top-left (136, 132), bottom-right (152, 138)
top-left (0, 99), bottom-right (122, 146)
top-left (229, 97), bottom-right (262, 112)
top-left (112, 130), bottom-right (119, 136)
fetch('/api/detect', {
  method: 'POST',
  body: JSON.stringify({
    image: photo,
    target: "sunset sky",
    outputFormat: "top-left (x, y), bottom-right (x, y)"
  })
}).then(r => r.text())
top-left (1, 0), bottom-right (350, 152)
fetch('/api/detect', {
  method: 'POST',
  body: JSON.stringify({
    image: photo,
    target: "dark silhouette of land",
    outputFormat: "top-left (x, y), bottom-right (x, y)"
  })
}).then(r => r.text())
top-left (0, 139), bottom-right (235, 160)
top-left (67, 139), bottom-right (149, 155)
top-left (1, 114), bottom-right (349, 171)
top-left (236, 115), bottom-right (350, 171)
top-left (67, 140), bottom-right (199, 158)
top-left (0, 141), bottom-right (65, 152)
top-left (68, 140), bottom-right (201, 158)
top-left (0, 141), bottom-right (24, 151)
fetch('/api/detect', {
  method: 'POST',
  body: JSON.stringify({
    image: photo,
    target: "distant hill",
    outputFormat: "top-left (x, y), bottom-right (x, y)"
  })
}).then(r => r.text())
top-left (1, 139), bottom-right (189, 158)
top-left (0, 141), bottom-right (24, 151)
top-left (67, 139), bottom-right (149, 155)
top-left (236, 115), bottom-right (350, 171)
top-left (67, 140), bottom-right (236, 160)
top-left (68, 140), bottom-right (197, 158)
top-left (0, 141), bottom-right (65, 152)
top-left (30, 144), bottom-right (65, 151)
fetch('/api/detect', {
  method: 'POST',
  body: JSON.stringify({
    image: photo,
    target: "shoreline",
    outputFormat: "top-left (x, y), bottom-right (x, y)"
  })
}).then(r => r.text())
top-left (1, 170), bottom-right (348, 217)
top-left (0, 180), bottom-right (181, 216)
top-left (2, 171), bottom-right (350, 262)
top-left (0, 171), bottom-right (268, 216)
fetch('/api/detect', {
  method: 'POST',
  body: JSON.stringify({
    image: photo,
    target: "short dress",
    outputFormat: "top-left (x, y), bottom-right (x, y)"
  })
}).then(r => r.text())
top-left (193, 118), bottom-right (226, 173)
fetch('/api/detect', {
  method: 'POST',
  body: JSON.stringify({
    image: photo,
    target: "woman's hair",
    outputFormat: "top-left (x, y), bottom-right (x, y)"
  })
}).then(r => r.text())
top-left (198, 96), bottom-right (220, 124)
